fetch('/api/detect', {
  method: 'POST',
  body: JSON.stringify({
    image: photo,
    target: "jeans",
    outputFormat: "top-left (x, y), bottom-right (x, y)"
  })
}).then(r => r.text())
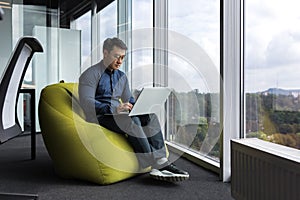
top-left (97, 113), bottom-right (166, 168)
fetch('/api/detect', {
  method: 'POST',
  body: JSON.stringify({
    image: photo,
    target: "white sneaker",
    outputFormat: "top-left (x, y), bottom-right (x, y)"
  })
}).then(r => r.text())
top-left (149, 162), bottom-right (189, 182)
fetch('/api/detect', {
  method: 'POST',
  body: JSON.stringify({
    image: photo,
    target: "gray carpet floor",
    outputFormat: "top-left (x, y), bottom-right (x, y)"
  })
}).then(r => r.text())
top-left (0, 133), bottom-right (233, 200)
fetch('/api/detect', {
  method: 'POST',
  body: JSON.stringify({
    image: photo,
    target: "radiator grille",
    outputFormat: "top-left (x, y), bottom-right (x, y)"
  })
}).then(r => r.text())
top-left (231, 139), bottom-right (300, 200)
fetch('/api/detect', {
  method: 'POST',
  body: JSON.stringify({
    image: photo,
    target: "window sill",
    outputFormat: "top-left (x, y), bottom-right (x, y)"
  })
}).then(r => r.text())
top-left (231, 138), bottom-right (300, 163)
top-left (165, 141), bottom-right (220, 175)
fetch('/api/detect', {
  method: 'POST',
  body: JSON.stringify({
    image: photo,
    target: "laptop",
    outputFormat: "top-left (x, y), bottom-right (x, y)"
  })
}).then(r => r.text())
top-left (128, 87), bottom-right (172, 116)
top-left (104, 87), bottom-right (172, 116)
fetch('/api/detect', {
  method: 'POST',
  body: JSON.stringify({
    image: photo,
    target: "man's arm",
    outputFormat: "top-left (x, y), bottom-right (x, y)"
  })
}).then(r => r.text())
top-left (78, 67), bottom-right (110, 122)
top-left (120, 74), bottom-right (135, 105)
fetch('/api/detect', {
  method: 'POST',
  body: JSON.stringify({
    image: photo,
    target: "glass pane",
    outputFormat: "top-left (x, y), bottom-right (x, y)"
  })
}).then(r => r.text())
top-left (131, 0), bottom-right (153, 91)
top-left (89, 1), bottom-right (117, 65)
top-left (99, 2), bottom-right (117, 44)
top-left (12, 3), bottom-right (52, 84)
top-left (1, 1), bottom-right (60, 131)
top-left (168, 0), bottom-right (221, 161)
top-left (245, 0), bottom-right (300, 150)
top-left (73, 11), bottom-right (91, 71)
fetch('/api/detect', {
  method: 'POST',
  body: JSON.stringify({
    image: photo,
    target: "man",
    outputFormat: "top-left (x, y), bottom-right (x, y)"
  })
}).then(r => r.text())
top-left (78, 37), bottom-right (189, 182)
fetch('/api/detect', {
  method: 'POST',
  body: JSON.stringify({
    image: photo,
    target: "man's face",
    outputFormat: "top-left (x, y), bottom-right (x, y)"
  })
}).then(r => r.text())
top-left (103, 46), bottom-right (126, 71)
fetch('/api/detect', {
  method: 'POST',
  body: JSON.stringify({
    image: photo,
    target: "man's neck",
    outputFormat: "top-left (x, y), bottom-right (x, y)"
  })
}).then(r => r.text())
top-left (101, 60), bottom-right (114, 72)
top-left (103, 59), bottom-right (110, 68)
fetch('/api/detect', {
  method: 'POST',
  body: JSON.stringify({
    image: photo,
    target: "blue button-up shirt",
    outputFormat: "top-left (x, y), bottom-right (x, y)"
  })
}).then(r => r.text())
top-left (95, 67), bottom-right (135, 114)
top-left (79, 60), bottom-right (135, 122)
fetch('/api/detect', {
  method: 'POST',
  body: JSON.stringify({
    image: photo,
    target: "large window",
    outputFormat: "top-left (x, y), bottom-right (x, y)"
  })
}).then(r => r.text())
top-left (99, 2), bottom-right (117, 44)
top-left (131, 0), bottom-right (153, 91)
top-left (95, 0), bottom-right (117, 65)
top-left (167, 0), bottom-right (221, 161)
top-left (72, 11), bottom-right (91, 71)
top-left (244, 0), bottom-right (300, 150)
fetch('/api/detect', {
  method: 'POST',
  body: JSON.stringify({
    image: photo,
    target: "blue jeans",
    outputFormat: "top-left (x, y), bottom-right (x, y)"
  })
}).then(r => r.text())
top-left (97, 113), bottom-right (166, 168)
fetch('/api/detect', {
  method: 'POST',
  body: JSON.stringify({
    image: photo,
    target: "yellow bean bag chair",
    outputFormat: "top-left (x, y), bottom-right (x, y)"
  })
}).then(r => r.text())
top-left (38, 82), bottom-right (149, 185)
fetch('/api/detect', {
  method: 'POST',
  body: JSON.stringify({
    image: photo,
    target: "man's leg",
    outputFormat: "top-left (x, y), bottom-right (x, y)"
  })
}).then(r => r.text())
top-left (138, 114), bottom-right (166, 160)
top-left (98, 114), bottom-right (156, 168)
top-left (138, 114), bottom-right (190, 182)
top-left (98, 114), bottom-right (189, 181)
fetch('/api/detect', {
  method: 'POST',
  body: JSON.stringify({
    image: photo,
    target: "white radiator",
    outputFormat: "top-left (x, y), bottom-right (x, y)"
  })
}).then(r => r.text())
top-left (231, 138), bottom-right (300, 200)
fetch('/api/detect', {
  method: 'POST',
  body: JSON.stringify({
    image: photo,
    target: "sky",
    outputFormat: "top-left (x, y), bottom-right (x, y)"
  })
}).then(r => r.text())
top-left (130, 0), bottom-right (220, 93)
top-left (77, 0), bottom-right (220, 93)
top-left (77, 0), bottom-right (300, 93)
top-left (167, 0), bottom-right (220, 93)
top-left (167, 0), bottom-right (300, 93)
top-left (245, 0), bottom-right (300, 92)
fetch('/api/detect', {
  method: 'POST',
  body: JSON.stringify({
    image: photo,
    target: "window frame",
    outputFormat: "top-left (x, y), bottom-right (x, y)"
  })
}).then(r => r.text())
top-left (159, 0), bottom-right (225, 179)
top-left (73, 0), bottom-right (243, 182)
top-left (221, 0), bottom-right (243, 182)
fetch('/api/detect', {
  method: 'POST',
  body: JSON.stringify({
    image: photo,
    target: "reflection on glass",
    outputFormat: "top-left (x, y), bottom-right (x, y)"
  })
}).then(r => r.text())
top-left (130, 49), bottom-right (154, 90)
top-left (99, 2), bottom-right (117, 44)
top-left (245, 0), bottom-right (300, 150)
top-left (168, 0), bottom-right (220, 161)
top-left (12, 4), bottom-right (52, 84)
top-left (9, 1), bottom-right (59, 131)
top-left (73, 11), bottom-right (91, 70)
top-left (131, 0), bottom-right (153, 90)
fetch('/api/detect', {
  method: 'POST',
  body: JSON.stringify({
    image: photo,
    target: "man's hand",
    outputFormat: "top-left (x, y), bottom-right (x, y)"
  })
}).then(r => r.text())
top-left (117, 102), bottom-right (133, 113)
